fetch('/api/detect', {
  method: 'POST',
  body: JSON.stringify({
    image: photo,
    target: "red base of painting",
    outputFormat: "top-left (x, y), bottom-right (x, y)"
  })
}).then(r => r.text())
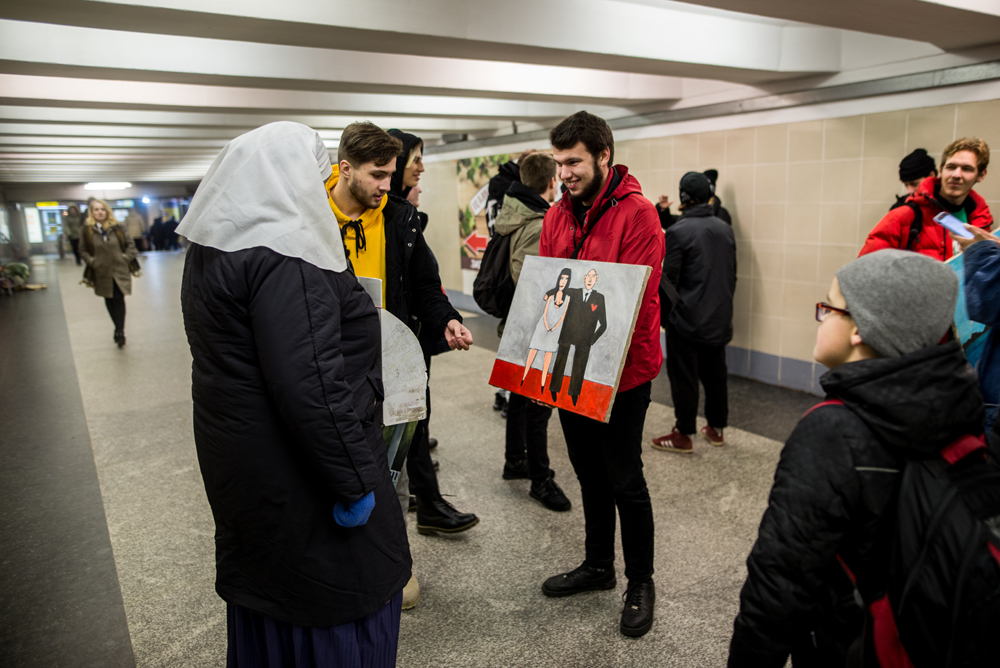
top-left (490, 359), bottom-right (614, 422)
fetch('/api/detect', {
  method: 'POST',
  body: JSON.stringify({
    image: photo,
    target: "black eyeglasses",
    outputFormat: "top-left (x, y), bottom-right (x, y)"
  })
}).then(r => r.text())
top-left (816, 302), bottom-right (851, 323)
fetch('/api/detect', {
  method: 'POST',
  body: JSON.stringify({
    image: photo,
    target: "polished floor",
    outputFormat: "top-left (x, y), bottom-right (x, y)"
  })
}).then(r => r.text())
top-left (0, 253), bottom-right (817, 667)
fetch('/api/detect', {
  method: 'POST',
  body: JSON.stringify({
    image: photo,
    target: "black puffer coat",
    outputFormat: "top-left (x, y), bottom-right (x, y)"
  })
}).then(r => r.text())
top-left (181, 244), bottom-right (411, 627)
top-left (729, 342), bottom-right (984, 667)
top-left (663, 203), bottom-right (736, 346)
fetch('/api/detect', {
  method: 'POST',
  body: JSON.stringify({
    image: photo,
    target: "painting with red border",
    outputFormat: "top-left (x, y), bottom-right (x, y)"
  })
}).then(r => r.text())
top-left (489, 255), bottom-right (650, 422)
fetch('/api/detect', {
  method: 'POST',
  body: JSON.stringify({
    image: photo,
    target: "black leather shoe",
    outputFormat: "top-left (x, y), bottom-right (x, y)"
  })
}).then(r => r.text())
top-left (542, 563), bottom-right (616, 597)
top-left (408, 495), bottom-right (416, 512)
top-left (428, 438), bottom-right (438, 450)
top-left (620, 580), bottom-right (655, 637)
top-left (502, 459), bottom-right (529, 480)
top-left (416, 493), bottom-right (479, 535)
top-left (433, 459), bottom-right (439, 471)
top-left (114, 331), bottom-right (126, 348)
top-left (530, 476), bottom-right (571, 512)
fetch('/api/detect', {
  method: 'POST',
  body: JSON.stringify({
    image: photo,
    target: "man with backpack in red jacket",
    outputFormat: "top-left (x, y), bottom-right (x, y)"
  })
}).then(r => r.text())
top-left (859, 138), bottom-right (991, 261)
top-left (537, 111), bottom-right (665, 638)
top-left (729, 249), bottom-right (1000, 667)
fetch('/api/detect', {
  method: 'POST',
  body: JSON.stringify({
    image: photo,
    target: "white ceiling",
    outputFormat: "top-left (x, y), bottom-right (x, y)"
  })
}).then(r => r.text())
top-left (0, 0), bottom-right (998, 184)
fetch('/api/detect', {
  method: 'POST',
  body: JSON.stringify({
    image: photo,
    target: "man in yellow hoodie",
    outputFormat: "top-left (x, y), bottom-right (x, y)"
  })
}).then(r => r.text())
top-left (326, 122), bottom-right (479, 542)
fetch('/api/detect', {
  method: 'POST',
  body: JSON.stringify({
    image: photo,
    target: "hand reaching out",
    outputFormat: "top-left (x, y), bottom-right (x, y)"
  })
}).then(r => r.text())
top-left (444, 319), bottom-right (474, 351)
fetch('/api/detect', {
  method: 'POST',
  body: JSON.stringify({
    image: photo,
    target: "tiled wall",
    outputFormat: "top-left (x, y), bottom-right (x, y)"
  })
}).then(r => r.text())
top-left (620, 99), bottom-right (1000, 394)
top-left (422, 98), bottom-right (1000, 394)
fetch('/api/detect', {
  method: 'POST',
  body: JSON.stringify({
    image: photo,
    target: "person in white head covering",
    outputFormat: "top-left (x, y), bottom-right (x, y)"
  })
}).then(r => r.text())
top-left (179, 122), bottom-right (411, 667)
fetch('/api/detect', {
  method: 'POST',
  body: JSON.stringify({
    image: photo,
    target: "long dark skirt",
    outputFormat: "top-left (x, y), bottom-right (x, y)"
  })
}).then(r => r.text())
top-left (227, 592), bottom-right (402, 668)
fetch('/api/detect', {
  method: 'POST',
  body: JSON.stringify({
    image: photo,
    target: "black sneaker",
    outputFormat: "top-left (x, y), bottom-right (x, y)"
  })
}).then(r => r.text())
top-left (542, 563), bottom-right (616, 597)
top-left (428, 438), bottom-right (438, 450)
top-left (530, 476), bottom-right (571, 512)
top-left (620, 580), bottom-right (655, 637)
top-left (493, 392), bottom-right (507, 411)
top-left (502, 459), bottom-right (529, 480)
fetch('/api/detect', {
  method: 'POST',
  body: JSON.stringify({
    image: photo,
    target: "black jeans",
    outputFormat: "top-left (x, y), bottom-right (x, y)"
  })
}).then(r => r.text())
top-left (666, 326), bottom-right (728, 434)
top-left (69, 238), bottom-right (81, 265)
top-left (104, 282), bottom-right (126, 334)
top-left (559, 382), bottom-right (654, 582)
top-left (505, 392), bottom-right (553, 482)
top-left (407, 351), bottom-right (439, 497)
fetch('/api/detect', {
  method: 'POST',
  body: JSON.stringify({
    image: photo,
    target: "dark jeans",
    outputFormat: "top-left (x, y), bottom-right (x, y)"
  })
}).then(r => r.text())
top-left (407, 352), bottom-right (439, 497)
top-left (505, 392), bottom-right (553, 482)
top-left (104, 282), bottom-right (126, 334)
top-left (550, 342), bottom-right (592, 399)
top-left (666, 327), bottom-right (728, 435)
top-left (559, 382), bottom-right (654, 582)
top-left (69, 238), bottom-right (81, 265)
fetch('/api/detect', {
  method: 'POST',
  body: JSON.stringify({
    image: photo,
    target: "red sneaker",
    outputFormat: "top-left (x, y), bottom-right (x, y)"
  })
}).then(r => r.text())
top-left (651, 428), bottom-right (693, 453)
top-left (701, 425), bottom-right (724, 446)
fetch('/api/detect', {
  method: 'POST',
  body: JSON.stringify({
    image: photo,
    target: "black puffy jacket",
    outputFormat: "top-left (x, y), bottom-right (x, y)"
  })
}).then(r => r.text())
top-left (729, 342), bottom-right (984, 667)
top-left (663, 203), bottom-right (736, 346)
top-left (181, 244), bottom-right (411, 627)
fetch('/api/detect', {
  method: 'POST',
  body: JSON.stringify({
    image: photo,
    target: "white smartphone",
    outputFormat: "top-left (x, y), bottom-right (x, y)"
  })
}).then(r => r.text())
top-left (934, 211), bottom-right (974, 239)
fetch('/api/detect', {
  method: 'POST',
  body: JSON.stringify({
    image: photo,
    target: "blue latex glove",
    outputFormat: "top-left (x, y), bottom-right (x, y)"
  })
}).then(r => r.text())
top-left (333, 491), bottom-right (375, 527)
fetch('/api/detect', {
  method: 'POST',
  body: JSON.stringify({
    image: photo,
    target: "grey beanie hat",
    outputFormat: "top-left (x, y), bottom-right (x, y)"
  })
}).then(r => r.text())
top-left (836, 249), bottom-right (957, 358)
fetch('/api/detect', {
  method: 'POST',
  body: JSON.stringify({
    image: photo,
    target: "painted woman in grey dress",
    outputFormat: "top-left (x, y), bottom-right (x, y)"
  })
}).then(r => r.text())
top-left (521, 268), bottom-right (572, 391)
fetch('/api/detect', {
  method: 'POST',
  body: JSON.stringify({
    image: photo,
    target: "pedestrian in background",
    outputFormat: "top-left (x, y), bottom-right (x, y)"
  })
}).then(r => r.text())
top-left (80, 198), bottom-right (139, 348)
top-left (64, 204), bottom-right (83, 265)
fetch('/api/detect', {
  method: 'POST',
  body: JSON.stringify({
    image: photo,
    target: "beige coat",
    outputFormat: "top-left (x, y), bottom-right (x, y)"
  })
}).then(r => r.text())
top-left (80, 223), bottom-right (138, 298)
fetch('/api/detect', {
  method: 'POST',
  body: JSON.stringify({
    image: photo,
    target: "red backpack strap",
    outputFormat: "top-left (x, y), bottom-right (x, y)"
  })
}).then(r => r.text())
top-left (940, 434), bottom-right (987, 465)
top-left (802, 398), bottom-right (845, 419)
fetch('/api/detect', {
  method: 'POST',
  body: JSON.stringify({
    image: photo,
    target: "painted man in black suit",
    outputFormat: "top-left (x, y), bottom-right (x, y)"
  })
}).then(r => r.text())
top-left (550, 268), bottom-right (607, 406)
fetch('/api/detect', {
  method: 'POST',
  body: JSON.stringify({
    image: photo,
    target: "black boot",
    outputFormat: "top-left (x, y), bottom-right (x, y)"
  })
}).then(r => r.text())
top-left (415, 493), bottom-right (479, 535)
top-left (114, 331), bottom-right (126, 348)
top-left (620, 580), bottom-right (655, 637)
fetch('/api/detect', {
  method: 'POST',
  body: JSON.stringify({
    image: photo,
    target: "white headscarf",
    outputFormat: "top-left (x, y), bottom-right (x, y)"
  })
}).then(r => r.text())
top-left (178, 122), bottom-right (347, 272)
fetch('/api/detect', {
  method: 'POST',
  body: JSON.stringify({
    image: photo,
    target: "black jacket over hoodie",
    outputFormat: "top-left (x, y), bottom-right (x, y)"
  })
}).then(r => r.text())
top-left (181, 245), bottom-right (411, 627)
top-left (663, 202), bottom-right (736, 346)
top-left (729, 342), bottom-right (985, 667)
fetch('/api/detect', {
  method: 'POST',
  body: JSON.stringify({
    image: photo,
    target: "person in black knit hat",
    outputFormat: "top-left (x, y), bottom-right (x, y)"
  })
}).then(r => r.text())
top-left (890, 148), bottom-right (938, 210)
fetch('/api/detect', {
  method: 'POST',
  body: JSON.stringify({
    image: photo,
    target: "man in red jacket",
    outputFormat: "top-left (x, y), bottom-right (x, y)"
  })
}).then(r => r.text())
top-left (538, 111), bottom-right (665, 638)
top-left (859, 137), bottom-right (991, 261)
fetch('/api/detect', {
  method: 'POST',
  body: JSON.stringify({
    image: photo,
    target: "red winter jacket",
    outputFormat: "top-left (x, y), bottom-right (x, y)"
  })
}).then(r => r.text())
top-left (539, 165), bottom-right (665, 393)
top-left (859, 177), bottom-right (992, 261)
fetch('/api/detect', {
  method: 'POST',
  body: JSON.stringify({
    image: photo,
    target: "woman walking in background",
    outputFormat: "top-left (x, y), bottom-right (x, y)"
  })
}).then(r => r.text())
top-left (80, 198), bottom-right (139, 348)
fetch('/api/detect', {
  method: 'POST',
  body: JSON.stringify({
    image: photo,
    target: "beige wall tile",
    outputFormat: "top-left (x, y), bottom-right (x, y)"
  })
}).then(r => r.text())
top-left (789, 120), bottom-right (824, 162)
top-left (863, 111), bottom-right (907, 159)
top-left (787, 161), bottom-right (823, 203)
top-left (733, 277), bottom-right (752, 315)
top-left (784, 243), bottom-right (820, 283)
top-left (756, 124), bottom-right (787, 164)
top-left (755, 164), bottom-right (787, 202)
top-left (752, 243), bottom-right (785, 282)
top-left (719, 164), bottom-right (754, 215)
top-left (750, 314), bottom-right (783, 355)
top-left (906, 105), bottom-right (956, 156)
top-left (822, 160), bottom-right (862, 202)
top-left (824, 116), bottom-right (864, 160)
top-left (673, 134), bottom-right (698, 170)
top-left (974, 175), bottom-right (1000, 201)
top-left (859, 202), bottom-right (891, 247)
top-left (781, 319), bottom-right (819, 362)
top-left (649, 136), bottom-right (673, 170)
top-left (956, 99), bottom-right (1000, 144)
top-left (821, 202), bottom-right (860, 246)
top-left (615, 142), bottom-right (631, 167)
top-left (421, 160), bottom-right (463, 291)
top-left (860, 158), bottom-right (901, 203)
top-left (786, 202), bottom-right (822, 243)
top-left (699, 131), bottom-right (726, 169)
top-left (782, 281), bottom-right (819, 321)
top-left (731, 309), bottom-right (751, 348)
top-left (753, 202), bottom-right (786, 241)
top-left (817, 245), bottom-right (859, 288)
top-left (736, 241), bottom-right (753, 278)
top-left (628, 140), bottom-right (650, 172)
top-left (725, 128), bottom-right (755, 166)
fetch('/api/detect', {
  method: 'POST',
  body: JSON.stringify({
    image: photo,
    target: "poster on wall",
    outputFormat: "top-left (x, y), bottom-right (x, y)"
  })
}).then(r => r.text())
top-left (456, 153), bottom-right (509, 271)
top-left (489, 256), bottom-right (650, 422)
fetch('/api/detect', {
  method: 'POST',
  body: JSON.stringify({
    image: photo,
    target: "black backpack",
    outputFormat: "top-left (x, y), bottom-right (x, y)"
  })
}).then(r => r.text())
top-left (885, 435), bottom-right (1000, 667)
top-left (485, 161), bottom-right (521, 237)
top-left (472, 231), bottom-right (515, 318)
